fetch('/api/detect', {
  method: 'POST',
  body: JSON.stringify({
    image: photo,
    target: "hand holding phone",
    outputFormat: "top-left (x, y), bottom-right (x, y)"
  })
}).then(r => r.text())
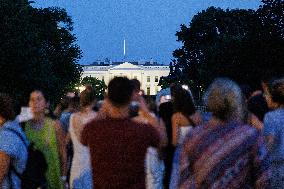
top-left (16, 107), bottom-right (33, 122)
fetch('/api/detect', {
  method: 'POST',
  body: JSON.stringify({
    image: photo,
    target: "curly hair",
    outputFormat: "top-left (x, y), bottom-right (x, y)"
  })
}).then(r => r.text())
top-left (204, 78), bottom-right (246, 122)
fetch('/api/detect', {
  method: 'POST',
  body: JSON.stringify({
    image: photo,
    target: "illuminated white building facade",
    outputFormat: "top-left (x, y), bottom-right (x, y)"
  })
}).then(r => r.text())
top-left (82, 61), bottom-right (170, 95)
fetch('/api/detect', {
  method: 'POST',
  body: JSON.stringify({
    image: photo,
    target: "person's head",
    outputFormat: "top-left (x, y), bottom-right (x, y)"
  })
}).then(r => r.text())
top-left (69, 95), bottom-right (80, 112)
top-left (247, 94), bottom-right (269, 121)
top-left (204, 78), bottom-right (246, 122)
top-left (240, 84), bottom-right (253, 100)
top-left (170, 83), bottom-right (196, 117)
top-left (265, 77), bottom-right (284, 109)
top-left (60, 96), bottom-right (71, 111)
top-left (107, 77), bottom-right (135, 107)
top-left (130, 79), bottom-right (141, 93)
top-left (80, 85), bottom-right (96, 109)
top-left (130, 79), bottom-right (141, 101)
top-left (29, 90), bottom-right (48, 115)
top-left (0, 93), bottom-right (15, 125)
top-left (54, 96), bottom-right (71, 117)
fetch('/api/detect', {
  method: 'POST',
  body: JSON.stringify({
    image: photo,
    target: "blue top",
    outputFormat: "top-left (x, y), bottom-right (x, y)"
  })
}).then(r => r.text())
top-left (263, 108), bottom-right (284, 162)
top-left (59, 111), bottom-right (72, 133)
top-left (0, 121), bottom-right (29, 189)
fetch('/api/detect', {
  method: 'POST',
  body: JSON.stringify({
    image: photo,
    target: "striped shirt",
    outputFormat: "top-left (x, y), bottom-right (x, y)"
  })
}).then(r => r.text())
top-left (178, 121), bottom-right (271, 189)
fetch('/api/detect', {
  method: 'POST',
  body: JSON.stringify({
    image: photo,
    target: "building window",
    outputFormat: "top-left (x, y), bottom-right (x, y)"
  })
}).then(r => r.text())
top-left (147, 87), bottom-right (150, 95)
top-left (147, 76), bottom-right (150, 82)
top-left (155, 76), bottom-right (159, 82)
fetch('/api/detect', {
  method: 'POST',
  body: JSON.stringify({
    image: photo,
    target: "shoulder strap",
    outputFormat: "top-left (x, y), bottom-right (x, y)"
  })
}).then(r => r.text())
top-left (4, 128), bottom-right (27, 180)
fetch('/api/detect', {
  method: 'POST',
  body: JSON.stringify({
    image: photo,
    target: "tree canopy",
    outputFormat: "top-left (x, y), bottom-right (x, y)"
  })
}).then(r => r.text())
top-left (170, 1), bottom-right (284, 92)
top-left (0, 0), bottom-right (82, 106)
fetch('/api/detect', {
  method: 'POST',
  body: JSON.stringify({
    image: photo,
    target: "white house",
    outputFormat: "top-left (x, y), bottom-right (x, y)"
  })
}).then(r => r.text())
top-left (82, 61), bottom-right (170, 95)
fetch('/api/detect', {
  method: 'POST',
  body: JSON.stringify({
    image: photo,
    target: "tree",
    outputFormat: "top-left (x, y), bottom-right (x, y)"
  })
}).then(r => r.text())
top-left (172, 6), bottom-right (284, 90)
top-left (0, 0), bottom-right (82, 106)
top-left (259, 0), bottom-right (284, 37)
top-left (158, 60), bottom-right (180, 89)
top-left (81, 76), bottom-right (107, 100)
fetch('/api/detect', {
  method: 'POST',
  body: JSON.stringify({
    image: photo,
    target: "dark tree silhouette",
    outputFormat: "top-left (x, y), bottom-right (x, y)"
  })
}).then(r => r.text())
top-left (171, 4), bottom-right (284, 91)
top-left (0, 0), bottom-right (82, 105)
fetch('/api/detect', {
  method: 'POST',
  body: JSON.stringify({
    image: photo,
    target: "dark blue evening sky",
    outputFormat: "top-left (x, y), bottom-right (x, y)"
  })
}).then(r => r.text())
top-left (34, 0), bottom-right (262, 65)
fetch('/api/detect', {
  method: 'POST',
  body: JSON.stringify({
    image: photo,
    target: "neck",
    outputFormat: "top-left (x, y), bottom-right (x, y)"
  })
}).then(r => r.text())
top-left (81, 106), bottom-right (93, 113)
top-left (108, 104), bottom-right (129, 119)
top-left (209, 116), bottom-right (226, 126)
top-left (32, 112), bottom-right (45, 123)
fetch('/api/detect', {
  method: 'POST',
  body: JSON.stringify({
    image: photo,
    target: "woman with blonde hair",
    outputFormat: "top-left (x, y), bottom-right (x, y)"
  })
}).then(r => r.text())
top-left (178, 78), bottom-right (270, 189)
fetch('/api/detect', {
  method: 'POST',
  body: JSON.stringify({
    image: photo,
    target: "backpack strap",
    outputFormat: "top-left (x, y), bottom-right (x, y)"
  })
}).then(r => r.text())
top-left (4, 128), bottom-right (28, 180)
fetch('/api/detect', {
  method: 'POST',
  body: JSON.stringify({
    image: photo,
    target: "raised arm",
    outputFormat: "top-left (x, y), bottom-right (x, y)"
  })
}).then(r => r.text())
top-left (136, 95), bottom-right (167, 147)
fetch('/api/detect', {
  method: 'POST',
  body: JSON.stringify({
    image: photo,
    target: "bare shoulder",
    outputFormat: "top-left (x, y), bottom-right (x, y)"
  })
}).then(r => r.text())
top-left (172, 112), bottom-right (183, 120)
top-left (71, 112), bottom-right (80, 121)
top-left (70, 112), bottom-right (83, 126)
top-left (172, 112), bottom-right (188, 122)
top-left (52, 119), bottom-right (63, 133)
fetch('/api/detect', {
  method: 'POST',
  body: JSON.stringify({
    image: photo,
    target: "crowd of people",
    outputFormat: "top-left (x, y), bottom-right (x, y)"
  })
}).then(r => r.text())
top-left (0, 76), bottom-right (283, 189)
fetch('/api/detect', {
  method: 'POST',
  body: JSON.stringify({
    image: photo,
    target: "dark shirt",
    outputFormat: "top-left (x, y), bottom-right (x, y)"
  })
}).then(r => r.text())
top-left (81, 117), bottom-right (160, 189)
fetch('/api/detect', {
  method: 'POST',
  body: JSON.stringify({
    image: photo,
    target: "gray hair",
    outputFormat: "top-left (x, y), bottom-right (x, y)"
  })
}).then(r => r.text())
top-left (203, 78), bottom-right (246, 122)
